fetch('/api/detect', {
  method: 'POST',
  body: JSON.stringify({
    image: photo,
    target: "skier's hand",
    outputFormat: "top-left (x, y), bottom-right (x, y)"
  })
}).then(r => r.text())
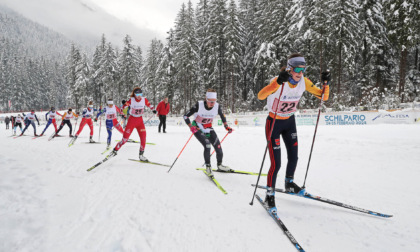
top-left (321, 71), bottom-right (331, 84)
top-left (225, 126), bottom-right (233, 134)
top-left (94, 118), bottom-right (98, 122)
top-left (153, 110), bottom-right (157, 114)
top-left (190, 126), bottom-right (198, 134)
top-left (277, 71), bottom-right (290, 85)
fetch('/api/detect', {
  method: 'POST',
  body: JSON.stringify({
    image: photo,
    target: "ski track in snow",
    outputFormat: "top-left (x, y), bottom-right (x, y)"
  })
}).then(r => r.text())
top-left (1, 122), bottom-right (420, 252)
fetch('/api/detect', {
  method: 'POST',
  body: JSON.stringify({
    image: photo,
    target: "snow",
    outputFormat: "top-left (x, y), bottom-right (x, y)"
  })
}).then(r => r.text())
top-left (1, 121), bottom-right (420, 251)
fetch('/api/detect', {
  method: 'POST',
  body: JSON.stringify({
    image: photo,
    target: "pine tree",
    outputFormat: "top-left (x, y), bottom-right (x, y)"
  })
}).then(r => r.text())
top-left (118, 35), bottom-right (139, 103)
top-left (224, 0), bottom-right (242, 112)
top-left (385, 0), bottom-right (420, 103)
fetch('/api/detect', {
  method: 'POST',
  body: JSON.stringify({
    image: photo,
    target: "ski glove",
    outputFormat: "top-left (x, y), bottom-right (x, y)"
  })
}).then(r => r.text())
top-left (153, 110), bottom-right (157, 114)
top-left (94, 118), bottom-right (98, 122)
top-left (277, 71), bottom-right (290, 85)
top-left (321, 71), bottom-right (331, 84)
top-left (225, 125), bottom-right (233, 133)
top-left (190, 126), bottom-right (198, 134)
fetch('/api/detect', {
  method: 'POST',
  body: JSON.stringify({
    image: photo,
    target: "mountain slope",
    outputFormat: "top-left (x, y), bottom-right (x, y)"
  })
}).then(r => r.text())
top-left (0, 0), bottom-right (157, 49)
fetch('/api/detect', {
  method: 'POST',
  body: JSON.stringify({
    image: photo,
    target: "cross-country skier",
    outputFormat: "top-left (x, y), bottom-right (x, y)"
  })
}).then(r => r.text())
top-left (183, 88), bottom-right (233, 176)
top-left (96, 98), bottom-right (125, 148)
top-left (120, 99), bottom-right (128, 129)
top-left (72, 101), bottom-right (96, 143)
top-left (258, 53), bottom-right (331, 210)
top-left (13, 115), bottom-right (23, 135)
top-left (40, 107), bottom-right (62, 136)
top-left (110, 87), bottom-right (156, 161)
top-left (20, 110), bottom-right (40, 136)
top-left (55, 108), bottom-right (79, 137)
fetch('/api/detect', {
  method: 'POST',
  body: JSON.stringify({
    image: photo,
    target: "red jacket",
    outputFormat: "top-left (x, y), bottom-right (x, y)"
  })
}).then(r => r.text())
top-left (156, 101), bottom-right (170, 116)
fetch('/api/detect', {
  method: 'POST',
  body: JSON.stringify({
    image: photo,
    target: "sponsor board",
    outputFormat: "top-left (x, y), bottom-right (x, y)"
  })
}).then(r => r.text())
top-left (371, 112), bottom-right (411, 124)
top-left (295, 114), bottom-right (317, 126)
top-left (324, 114), bottom-right (367, 125)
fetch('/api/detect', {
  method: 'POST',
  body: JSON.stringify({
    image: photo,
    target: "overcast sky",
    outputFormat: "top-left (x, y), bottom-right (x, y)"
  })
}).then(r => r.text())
top-left (90, 0), bottom-right (200, 37)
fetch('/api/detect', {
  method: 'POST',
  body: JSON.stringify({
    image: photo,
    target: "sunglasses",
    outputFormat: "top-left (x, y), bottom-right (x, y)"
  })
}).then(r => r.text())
top-left (293, 67), bottom-right (306, 73)
top-left (135, 93), bottom-right (143, 96)
top-left (206, 99), bottom-right (216, 104)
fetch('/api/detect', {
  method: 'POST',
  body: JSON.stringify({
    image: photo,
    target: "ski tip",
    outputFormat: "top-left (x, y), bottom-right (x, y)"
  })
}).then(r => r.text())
top-left (369, 211), bottom-right (393, 218)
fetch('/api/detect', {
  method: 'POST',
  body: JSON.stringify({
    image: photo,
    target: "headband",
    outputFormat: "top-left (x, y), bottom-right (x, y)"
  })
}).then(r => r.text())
top-left (287, 57), bottom-right (306, 69)
top-left (206, 92), bottom-right (217, 99)
top-left (107, 101), bottom-right (114, 105)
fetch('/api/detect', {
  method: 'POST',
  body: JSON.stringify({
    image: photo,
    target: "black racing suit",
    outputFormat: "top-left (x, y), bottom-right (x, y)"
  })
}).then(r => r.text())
top-left (183, 101), bottom-right (227, 166)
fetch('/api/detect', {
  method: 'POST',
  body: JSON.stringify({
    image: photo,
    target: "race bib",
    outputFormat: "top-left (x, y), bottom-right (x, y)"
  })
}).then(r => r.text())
top-left (272, 99), bottom-right (298, 116)
top-left (106, 114), bottom-right (116, 120)
top-left (131, 108), bottom-right (144, 115)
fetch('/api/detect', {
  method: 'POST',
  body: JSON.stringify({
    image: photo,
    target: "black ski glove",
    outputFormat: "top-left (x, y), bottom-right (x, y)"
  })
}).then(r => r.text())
top-left (153, 110), bottom-right (157, 114)
top-left (321, 71), bottom-right (331, 84)
top-left (277, 71), bottom-right (290, 85)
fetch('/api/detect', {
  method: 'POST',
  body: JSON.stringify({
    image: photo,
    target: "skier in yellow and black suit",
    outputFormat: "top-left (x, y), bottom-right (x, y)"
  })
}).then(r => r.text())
top-left (258, 53), bottom-right (330, 211)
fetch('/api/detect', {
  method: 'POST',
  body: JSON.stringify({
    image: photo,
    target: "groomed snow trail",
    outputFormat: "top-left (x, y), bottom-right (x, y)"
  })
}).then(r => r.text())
top-left (1, 123), bottom-right (419, 252)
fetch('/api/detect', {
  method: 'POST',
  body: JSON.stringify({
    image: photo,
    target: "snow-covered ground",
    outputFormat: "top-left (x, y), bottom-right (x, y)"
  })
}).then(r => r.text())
top-left (1, 120), bottom-right (419, 252)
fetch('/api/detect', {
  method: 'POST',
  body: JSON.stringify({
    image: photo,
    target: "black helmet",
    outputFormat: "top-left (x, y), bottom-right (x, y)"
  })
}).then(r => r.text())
top-left (122, 100), bottom-right (127, 104)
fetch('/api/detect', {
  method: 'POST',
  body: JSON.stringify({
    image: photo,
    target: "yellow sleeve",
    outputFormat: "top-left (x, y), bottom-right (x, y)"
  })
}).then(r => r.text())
top-left (62, 112), bottom-right (67, 119)
top-left (72, 112), bottom-right (79, 118)
top-left (305, 77), bottom-right (329, 101)
top-left (258, 78), bottom-right (281, 100)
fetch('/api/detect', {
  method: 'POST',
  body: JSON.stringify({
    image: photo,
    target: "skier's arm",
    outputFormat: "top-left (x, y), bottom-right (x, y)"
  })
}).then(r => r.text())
top-left (183, 102), bottom-right (199, 127)
top-left (305, 77), bottom-right (329, 101)
top-left (45, 112), bottom-right (49, 121)
top-left (115, 106), bottom-right (124, 116)
top-left (258, 78), bottom-right (281, 100)
top-left (96, 108), bottom-right (104, 119)
top-left (218, 106), bottom-right (227, 125)
top-left (35, 114), bottom-right (40, 125)
top-left (144, 98), bottom-right (155, 110)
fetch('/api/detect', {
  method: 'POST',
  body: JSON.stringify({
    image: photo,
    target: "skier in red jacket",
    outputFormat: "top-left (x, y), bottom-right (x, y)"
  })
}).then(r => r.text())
top-left (156, 97), bottom-right (170, 133)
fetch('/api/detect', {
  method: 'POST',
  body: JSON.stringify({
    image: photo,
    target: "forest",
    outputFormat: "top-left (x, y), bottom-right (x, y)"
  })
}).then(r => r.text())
top-left (1, 0), bottom-right (419, 114)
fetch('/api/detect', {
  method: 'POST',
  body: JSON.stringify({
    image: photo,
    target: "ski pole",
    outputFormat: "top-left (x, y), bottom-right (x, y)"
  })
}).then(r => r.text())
top-left (144, 114), bottom-right (154, 125)
top-left (98, 115), bottom-right (102, 142)
top-left (249, 82), bottom-right (285, 206)
top-left (167, 133), bottom-right (194, 173)
top-left (302, 70), bottom-right (329, 189)
top-left (201, 131), bottom-right (230, 166)
top-left (73, 117), bottom-right (79, 135)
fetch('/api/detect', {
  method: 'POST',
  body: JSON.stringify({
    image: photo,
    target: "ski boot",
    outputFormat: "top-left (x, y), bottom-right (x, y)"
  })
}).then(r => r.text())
top-left (89, 136), bottom-right (95, 143)
top-left (285, 177), bottom-right (305, 195)
top-left (40, 133), bottom-right (44, 136)
top-left (69, 134), bottom-right (74, 137)
top-left (264, 187), bottom-right (277, 212)
top-left (217, 163), bottom-right (231, 172)
top-left (109, 149), bottom-right (118, 157)
top-left (139, 151), bottom-right (149, 162)
top-left (34, 133), bottom-right (38, 137)
top-left (205, 164), bottom-right (214, 177)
